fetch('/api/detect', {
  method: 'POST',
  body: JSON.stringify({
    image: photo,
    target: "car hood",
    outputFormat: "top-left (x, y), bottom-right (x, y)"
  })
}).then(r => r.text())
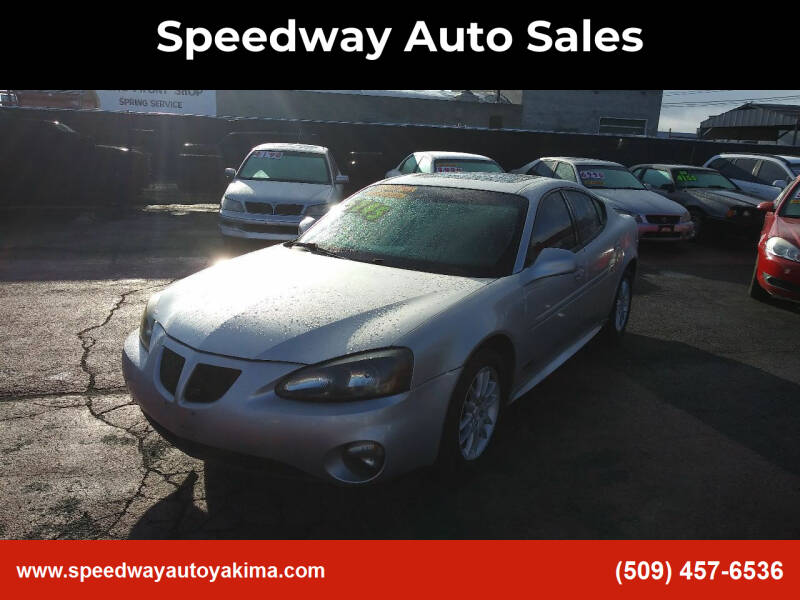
top-left (155, 245), bottom-right (488, 364)
top-left (594, 189), bottom-right (686, 215)
top-left (682, 188), bottom-right (761, 207)
top-left (225, 179), bottom-right (334, 205)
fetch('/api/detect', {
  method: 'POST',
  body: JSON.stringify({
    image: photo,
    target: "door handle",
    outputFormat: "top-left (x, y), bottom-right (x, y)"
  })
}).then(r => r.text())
top-left (574, 267), bottom-right (585, 280)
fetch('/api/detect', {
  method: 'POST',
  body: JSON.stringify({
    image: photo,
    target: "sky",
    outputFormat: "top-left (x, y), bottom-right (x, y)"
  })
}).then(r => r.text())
top-left (658, 90), bottom-right (800, 133)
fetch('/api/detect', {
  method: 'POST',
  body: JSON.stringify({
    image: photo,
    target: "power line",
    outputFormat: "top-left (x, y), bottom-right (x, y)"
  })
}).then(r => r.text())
top-left (663, 93), bottom-right (800, 107)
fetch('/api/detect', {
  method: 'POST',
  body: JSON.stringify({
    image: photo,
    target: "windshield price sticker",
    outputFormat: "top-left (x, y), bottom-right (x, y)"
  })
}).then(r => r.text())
top-left (614, 560), bottom-right (784, 587)
top-left (255, 151), bottom-right (283, 159)
top-left (580, 170), bottom-right (605, 180)
top-left (676, 171), bottom-right (697, 182)
top-left (345, 198), bottom-right (392, 221)
top-left (436, 165), bottom-right (463, 173)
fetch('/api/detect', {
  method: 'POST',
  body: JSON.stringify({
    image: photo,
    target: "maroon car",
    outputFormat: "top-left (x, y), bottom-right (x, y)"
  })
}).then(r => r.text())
top-left (750, 176), bottom-right (800, 302)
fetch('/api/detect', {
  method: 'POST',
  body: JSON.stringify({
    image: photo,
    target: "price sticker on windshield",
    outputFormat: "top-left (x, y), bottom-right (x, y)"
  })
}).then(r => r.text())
top-left (345, 198), bottom-right (392, 221)
top-left (676, 171), bottom-right (697, 182)
top-left (255, 151), bottom-right (283, 159)
top-left (436, 165), bottom-right (463, 173)
top-left (580, 170), bottom-right (605, 181)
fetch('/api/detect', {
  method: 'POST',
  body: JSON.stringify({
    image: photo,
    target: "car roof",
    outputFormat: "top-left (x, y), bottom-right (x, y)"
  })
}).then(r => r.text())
top-left (632, 163), bottom-right (716, 172)
top-left (540, 156), bottom-right (624, 167)
top-left (252, 142), bottom-right (328, 153)
top-left (381, 172), bottom-right (568, 195)
top-left (417, 151), bottom-right (496, 161)
top-left (712, 152), bottom-right (800, 165)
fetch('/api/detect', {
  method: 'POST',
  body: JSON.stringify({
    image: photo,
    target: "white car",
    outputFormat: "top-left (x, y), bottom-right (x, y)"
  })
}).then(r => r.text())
top-left (385, 151), bottom-right (503, 178)
top-left (219, 143), bottom-right (349, 241)
top-left (703, 153), bottom-right (800, 201)
top-left (513, 157), bottom-right (693, 242)
top-left (123, 173), bottom-right (638, 484)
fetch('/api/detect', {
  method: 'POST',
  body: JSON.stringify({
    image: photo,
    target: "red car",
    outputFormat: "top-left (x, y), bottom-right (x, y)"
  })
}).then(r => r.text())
top-left (750, 176), bottom-right (800, 302)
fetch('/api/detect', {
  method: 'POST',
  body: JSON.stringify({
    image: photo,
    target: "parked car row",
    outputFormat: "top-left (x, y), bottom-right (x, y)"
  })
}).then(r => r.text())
top-left (218, 144), bottom-right (797, 246)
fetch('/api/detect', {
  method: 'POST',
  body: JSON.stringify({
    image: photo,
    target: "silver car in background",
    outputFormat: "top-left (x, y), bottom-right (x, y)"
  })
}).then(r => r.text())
top-left (513, 157), bottom-right (693, 241)
top-left (386, 150), bottom-right (503, 178)
top-left (123, 173), bottom-right (638, 484)
top-left (219, 143), bottom-right (349, 241)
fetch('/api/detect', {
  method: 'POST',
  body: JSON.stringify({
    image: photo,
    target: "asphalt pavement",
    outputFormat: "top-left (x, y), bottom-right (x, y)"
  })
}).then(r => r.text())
top-left (1, 202), bottom-right (799, 539)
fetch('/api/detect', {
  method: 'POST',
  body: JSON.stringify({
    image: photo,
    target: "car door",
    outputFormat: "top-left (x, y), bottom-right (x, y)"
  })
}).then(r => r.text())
top-left (519, 191), bottom-right (586, 377)
top-left (562, 189), bottom-right (618, 331)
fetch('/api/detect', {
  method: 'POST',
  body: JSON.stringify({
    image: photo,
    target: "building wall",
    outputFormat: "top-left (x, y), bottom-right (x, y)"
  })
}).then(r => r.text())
top-left (522, 90), bottom-right (663, 136)
top-left (216, 90), bottom-right (522, 129)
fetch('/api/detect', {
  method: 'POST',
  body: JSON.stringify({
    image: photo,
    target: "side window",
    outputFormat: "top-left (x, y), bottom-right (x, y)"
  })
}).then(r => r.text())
top-left (631, 167), bottom-right (645, 179)
top-left (528, 192), bottom-right (578, 262)
top-left (708, 157), bottom-right (733, 177)
top-left (554, 162), bottom-right (578, 182)
top-left (729, 158), bottom-right (758, 183)
top-left (418, 155), bottom-right (433, 173)
top-left (328, 153), bottom-right (340, 177)
top-left (399, 155), bottom-right (418, 174)
top-left (642, 168), bottom-right (673, 188)
top-left (563, 190), bottom-right (604, 243)
top-left (755, 160), bottom-right (789, 186)
top-left (530, 160), bottom-right (556, 177)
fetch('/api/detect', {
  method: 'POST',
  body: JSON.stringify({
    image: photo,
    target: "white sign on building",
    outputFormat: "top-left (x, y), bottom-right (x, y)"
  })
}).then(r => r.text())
top-left (96, 90), bottom-right (216, 116)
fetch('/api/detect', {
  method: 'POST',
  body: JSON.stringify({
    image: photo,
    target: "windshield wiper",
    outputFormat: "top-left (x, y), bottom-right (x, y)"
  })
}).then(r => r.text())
top-left (284, 241), bottom-right (342, 259)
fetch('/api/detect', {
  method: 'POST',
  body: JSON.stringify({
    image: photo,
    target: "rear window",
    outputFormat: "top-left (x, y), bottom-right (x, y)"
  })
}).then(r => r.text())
top-left (238, 150), bottom-right (330, 184)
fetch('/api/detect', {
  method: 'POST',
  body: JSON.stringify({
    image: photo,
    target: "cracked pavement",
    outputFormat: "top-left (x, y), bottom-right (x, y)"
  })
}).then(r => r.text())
top-left (1, 205), bottom-right (799, 539)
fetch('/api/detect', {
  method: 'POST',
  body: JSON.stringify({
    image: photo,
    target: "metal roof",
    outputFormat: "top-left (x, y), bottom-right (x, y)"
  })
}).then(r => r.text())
top-left (701, 103), bottom-right (800, 129)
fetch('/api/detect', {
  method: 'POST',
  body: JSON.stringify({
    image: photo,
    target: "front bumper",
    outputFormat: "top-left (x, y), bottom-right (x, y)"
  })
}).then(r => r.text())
top-left (219, 211), bottom-right (302, 241)
top-left (757, 251), bottom-right (800, 302)
top-left (122, 326), bottom-right (459, 483)
top-left (637, 221), bottom-right (694, 242)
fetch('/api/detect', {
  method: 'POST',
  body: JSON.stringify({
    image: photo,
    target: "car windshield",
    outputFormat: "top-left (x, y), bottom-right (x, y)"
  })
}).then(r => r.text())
top-left (578, 166), bottom-right (644, 189)
top-left (673, 169), bottom-right (737, 190)
top-left (434, 159), bottom-right (504, 173)
top-left (781, 185), bottom-right (800, 218)
top-left (297, 184), bottom-right (528, 277)
top-left (238, 150), bottom-right (330, 184)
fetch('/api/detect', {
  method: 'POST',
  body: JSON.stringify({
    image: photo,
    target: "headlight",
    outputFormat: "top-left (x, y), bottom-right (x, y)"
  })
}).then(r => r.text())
top-left (139, 292), bottom-right (161, 350)
top-left (304, 203), bottom-right (331, 218)
top-left (276, 348), bottom-right (413, 402)
top-left (680, 211), bottom-right (691, 223)
top-left (221, 196), bottom-right (244, 212)
top-left (765, 237), bottom-right (800, 263)
top-left (614, 208), bottom-right (643, 223)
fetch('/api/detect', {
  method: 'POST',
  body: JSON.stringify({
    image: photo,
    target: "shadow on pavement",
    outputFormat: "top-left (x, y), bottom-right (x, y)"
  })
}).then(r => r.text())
top-left (129, 333), bottom-right (800, 540)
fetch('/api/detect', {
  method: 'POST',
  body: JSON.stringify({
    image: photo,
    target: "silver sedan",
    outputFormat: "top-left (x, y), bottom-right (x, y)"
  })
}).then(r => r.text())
top-left (122, 173), bottom-right (638, 484)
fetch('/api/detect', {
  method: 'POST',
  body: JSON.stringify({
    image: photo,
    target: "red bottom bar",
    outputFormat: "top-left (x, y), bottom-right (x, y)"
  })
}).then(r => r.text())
top-left (1, 540), bottom-right (797, 599)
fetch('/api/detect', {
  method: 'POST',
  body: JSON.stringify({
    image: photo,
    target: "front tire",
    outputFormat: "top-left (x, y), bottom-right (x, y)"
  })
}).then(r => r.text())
top-left (438, 349), bottom-right (506, 473)
top-left (688, 208), bottom-right (705, 241)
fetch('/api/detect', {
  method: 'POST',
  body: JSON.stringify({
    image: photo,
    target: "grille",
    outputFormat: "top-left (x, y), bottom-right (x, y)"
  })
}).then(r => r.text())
top-left (646, 215), bottom-right (680, 225)
top-left (236, 222), bottom-right (298, 234)
top-left (245, 202), bottom-right (273, 214)
top-left (274, 204), bottom-right (303, 215)
top-left (159, 347), bottom-right (185, 395)
top-left (184, 364), bottom-right (241, 404)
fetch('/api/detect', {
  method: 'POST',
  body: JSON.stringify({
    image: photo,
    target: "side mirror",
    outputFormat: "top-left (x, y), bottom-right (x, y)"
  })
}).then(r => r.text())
top-left (643, 182), bottom-right (653, 190)
top-left (298, 216), bottom-right (316, 235)
top-left (224, 167), bottom-right (236, 180)
top-left (757, 201), bottom-right (775, 213)
top-left (771, 179), bottom-right (788, 189)
top-left (522, 247), bottom-right (578, 283)
top-left (335, 174), bottom-right (349, 185)
top-left (660, 183), bottom-right (676, 193)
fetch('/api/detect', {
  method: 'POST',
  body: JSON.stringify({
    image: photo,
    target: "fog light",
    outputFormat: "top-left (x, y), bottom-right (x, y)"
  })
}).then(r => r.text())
top-left (342, 441), bottom-right (385, 479)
